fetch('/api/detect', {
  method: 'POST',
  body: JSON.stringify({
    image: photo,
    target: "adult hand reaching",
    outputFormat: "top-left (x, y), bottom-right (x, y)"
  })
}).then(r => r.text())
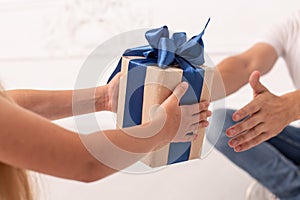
top-left (226, 71), bottom-right (295, 152)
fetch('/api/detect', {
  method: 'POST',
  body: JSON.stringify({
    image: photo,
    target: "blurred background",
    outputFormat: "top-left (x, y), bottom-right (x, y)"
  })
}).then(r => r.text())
top-left (0, 0), bottom-right (299, 199)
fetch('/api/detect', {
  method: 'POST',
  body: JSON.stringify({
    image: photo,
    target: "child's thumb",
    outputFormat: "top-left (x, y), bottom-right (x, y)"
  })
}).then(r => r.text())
top-left (171, 82), bottom-right (188, 102)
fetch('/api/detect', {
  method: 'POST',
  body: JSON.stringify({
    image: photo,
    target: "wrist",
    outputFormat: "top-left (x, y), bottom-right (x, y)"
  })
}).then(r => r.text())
top-left (282, 91), bottom-right (300, 122)
top-left (148, 114), bottom-right (174, 145)
top-left (95, 85), bottom-right (110, 112)
top-left (134, 118), bottom-right (171, 151)
top-left (115, 121), bottom-right (170, 153)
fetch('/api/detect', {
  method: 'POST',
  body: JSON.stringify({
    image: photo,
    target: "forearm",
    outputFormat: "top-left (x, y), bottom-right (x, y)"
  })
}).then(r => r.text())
top-left (0, 95), bottom-right (166, 182)
top-left (81, 122), bottom-right (168, 176)
top-left (33, 125), bottom-right (164, 182)
top-left (217, 57), bottom-right (250, 95)
top-left (7, 86), bottom-right (109, 120)
top-left (103, 120), bottom-right (168, 153)
top-left (211, 56), bottom-right (250, 101)
top-left (211, 43), bottom-right (278, 101)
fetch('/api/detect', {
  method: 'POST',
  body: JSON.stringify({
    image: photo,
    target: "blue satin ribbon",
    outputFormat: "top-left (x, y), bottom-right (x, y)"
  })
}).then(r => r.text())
top-left (108, 19), bottom-right (210, 165)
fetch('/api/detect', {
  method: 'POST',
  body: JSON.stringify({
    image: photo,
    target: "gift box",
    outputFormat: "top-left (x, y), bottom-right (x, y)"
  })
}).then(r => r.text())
top-left (108, 19), bottom-right (214, 167)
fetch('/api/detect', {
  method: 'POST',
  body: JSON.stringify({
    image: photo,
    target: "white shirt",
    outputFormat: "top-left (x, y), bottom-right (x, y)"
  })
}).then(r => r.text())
top-left (259, 10), bottom-right (300, 89)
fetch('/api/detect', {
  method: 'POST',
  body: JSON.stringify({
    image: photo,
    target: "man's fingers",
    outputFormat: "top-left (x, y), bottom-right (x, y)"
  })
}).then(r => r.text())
top-left (228, 123), bottom-right (265, 147)
top-left (227, 113), bottom-right (262, 137)
top-left (232, 101), bottom-right (261, 122)
top-left (233, 132), bottom-right (270, 152)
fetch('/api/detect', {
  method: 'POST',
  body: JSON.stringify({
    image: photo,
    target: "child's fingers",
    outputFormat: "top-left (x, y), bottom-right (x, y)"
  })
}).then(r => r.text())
top-left (190, 110), bottom-right (212, 124)
top-left (190, 101), bottom-right (210, 114)
top-left (173, 134), bottom-right (197, 142)
top-left (180, 101), bottom-right (210, 117)
top-left (187, 120), bottom-right (209, 133)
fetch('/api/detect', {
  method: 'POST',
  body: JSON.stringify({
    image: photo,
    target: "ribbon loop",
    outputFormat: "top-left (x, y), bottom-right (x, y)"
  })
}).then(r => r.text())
top-left (158, 38), bottom-right (176, 68)
top-left (145, 26), bottom-right (169, 49)
top-left (143, 18), bottom-right (210, 68)
top-left (172, 32), bottom-right (187, 48)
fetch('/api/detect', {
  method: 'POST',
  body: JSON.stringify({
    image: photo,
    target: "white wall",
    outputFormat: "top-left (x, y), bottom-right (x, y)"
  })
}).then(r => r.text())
top-left (0, 0), bottom-right (299, 200)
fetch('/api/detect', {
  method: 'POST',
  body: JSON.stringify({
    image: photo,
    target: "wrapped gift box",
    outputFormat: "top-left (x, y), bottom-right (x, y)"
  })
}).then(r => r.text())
top-left (108, 20), bottom-right (213, 167)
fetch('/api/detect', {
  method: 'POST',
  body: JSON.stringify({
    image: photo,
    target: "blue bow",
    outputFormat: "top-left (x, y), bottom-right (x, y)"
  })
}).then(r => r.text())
top-left (108, 18), bottom-right (210, 83)
top-left (124, 18), bottom-right (210, 69)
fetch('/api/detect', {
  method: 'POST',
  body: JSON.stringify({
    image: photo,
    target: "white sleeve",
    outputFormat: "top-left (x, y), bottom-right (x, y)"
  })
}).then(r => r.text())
top-left (257, 12), bottom-right (299, 57)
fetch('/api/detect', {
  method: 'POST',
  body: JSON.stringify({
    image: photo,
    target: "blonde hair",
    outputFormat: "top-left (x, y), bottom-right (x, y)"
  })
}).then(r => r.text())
top-left (0, 85), bottom-right (33, 200)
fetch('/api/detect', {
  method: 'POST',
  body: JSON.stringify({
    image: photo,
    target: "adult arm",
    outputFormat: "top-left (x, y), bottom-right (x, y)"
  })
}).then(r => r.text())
top-left (211, 43), bottom-right (278, 100)
top-left (215, 43), bottom-right (300, 152)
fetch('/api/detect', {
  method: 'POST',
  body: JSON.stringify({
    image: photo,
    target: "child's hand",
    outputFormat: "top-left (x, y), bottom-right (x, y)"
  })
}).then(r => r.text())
top-left (153, 82), bottom-right (211, 143)
top-left (102, 73), bottom-right (120, 112)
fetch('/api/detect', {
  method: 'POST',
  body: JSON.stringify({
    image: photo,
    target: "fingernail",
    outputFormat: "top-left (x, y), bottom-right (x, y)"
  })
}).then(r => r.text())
top-left (181, 82), bottom-right (188, 89)
top-left (227, 129), bottom-right (236, 136)
top-left (208, 111), bottom-right (212, 116)
top-left (235, 146), bottom-right (241, 152)
top-left (234, 114), bottom-right (241, 121)
top-left (230, 139), bottom-right (238, 147)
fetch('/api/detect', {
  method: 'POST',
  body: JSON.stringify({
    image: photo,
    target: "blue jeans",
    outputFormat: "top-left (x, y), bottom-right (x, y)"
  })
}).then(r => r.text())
top-left (208, 109), bottom-right (300, 200)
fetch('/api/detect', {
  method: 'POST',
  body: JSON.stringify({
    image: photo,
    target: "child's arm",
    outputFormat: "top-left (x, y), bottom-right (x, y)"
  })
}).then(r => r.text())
top-left (7, 74), bottom-right (121, 120)
top-left (0, 82), bottom-right (210, 182)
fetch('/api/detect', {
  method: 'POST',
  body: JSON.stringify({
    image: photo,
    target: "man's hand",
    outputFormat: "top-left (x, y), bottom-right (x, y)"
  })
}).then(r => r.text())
top-left (226, 71), bottom-right (295, 152)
